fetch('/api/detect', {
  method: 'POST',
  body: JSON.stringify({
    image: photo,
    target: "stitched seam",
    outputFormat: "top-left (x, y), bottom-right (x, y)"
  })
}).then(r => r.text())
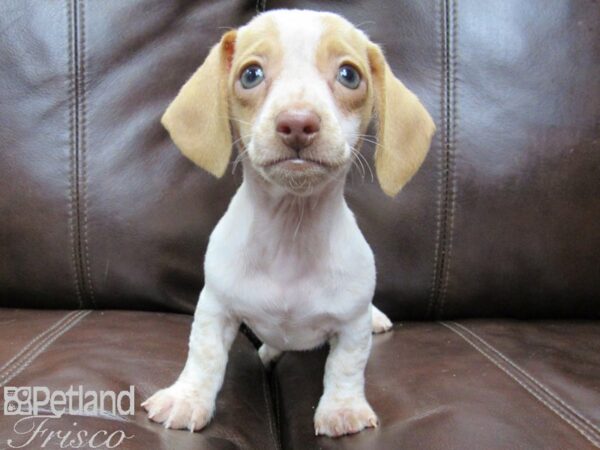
top-left (69, 0), bottom-right (94, 308)
top-left (79, 0), bottom-right (96, 308)
top-left (428, 0), bottom-right (456, 319)
top-left (0, 311), bottom-right (87, 385)
top-left (426, 0), bottom-right (443, 319)
top-left (436, 0), bottom-right (452, 319)
top-left (0, 311), bottom-right (91, 387)
top-left (0, 312), bottom-right (89, 387)
top-left (261, 364), bottom-right (280, 450)
top-left (442, 322), bottom-right (600, 448)
top-left (452, 322), bottom-right (600, 435)
top-left (437, 0), bottom-right (457, 318)
top-left (0, 311), bottom-right (79, 377)
top-left (66, 0), bottom-right (83, 309)
top-left (73, 0), bottom-right (85, 305)
top-left (441, 322), bottom-right (600, 448)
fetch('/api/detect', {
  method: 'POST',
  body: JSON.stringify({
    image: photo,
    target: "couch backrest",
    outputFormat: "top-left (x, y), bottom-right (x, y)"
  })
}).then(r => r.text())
top-left (1, 0), bottom-right (598, 319)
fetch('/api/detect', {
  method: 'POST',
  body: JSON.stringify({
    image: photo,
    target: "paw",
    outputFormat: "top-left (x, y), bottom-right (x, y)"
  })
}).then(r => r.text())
top-left (314, 398), bottom-right (379, 437)
top-left (371, 307), bottom-right (392, 334)
top-left (258, 344), bottom-right (282, 367)
top-left (142, 382), bottom-right (214, 431)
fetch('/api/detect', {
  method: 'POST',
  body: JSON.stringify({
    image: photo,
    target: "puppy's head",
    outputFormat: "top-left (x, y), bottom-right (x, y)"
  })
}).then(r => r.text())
top-left (162, 10), bottom-right (435, 197)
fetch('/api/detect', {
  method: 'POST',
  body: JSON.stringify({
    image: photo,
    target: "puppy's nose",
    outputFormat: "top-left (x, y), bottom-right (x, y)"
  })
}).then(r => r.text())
top-left (275, 110), bottom-right (321, 151)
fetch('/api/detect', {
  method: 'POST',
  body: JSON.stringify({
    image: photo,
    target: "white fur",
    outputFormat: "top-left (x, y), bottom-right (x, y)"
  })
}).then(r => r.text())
top-left (143, 10), bottom-right (393, 438)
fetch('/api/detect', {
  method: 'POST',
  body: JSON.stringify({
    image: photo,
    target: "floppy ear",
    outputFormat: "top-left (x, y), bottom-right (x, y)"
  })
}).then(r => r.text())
top-left (161, 31), bottom-right (236, 178)
top-left (368, 44), bottom-right (436, 197)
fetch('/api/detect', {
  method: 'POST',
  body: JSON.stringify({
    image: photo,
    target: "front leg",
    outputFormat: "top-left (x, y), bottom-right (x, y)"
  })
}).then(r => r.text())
top-left (314, 308), bottom-right (378, 437)
top-left (142, 288), bottom-right (238, 431)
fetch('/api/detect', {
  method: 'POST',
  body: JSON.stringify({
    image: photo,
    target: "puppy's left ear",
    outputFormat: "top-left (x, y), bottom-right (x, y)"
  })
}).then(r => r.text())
top-left (161, 31), bottom-right (237, 178)
top-left (368, 44), bottom-right (436, 197)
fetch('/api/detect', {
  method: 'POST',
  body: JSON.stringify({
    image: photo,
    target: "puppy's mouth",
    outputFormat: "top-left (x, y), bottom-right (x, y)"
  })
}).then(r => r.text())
top-left (262, 157), bottom-right (333, 171)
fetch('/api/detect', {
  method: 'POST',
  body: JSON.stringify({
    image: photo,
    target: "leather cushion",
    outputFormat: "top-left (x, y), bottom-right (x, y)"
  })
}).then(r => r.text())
top-left (0, 309), bottom-right (278, 450)
top-left (273, 320), bottom-right (600, 449)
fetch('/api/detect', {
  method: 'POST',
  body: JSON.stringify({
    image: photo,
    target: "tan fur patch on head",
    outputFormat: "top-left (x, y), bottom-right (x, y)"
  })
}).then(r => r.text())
top-left (228, 16), bottom-right (283, 141)
top-left (316, 16), bottom-right (373, 127)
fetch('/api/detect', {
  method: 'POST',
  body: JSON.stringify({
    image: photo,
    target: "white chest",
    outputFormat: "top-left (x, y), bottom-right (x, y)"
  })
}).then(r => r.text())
top-left (203, 185), bottom-right (376, 350)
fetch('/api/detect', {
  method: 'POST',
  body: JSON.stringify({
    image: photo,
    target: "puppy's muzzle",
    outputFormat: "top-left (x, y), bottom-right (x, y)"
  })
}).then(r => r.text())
top-left (275, 109), bottom-right (321, 152)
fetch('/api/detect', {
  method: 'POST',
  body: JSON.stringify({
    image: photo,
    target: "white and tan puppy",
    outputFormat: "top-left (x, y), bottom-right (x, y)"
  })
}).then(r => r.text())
top-left (143, 9), bottom-right (434, 437)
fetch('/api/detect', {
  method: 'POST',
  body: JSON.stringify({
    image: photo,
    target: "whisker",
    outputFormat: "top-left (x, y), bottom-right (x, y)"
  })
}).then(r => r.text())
top-left (354, 20), bottom-right (375, 30)
top-left (350, 153), bottom-right (365, 182)
top-left (228, 116), bottom-right (254, 126)
top-left (352, 133), bottom-right (378, 140)
top-left (351, 146), bottom-right (374, 183)
top-left (359, 138), bottom-right (379, 146)
top-left (351, 149), bottom-right (367, 179)
top-left (230, 133), bottom-right (252, 149)
top-left (230, 135), bottom-right (252, 174)
top-left (351, 134), bottom-right (386, 150)
top-left (232, 150), bottom-right (248, 164)
top-left (231, 152), bottom-right (248, 175)
top-left (357, 150), bottom-right (375, 184)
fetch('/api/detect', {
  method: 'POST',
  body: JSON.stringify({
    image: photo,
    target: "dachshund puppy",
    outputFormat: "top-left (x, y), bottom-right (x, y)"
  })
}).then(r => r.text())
top-left (143, 9), bottom-right (434, 437)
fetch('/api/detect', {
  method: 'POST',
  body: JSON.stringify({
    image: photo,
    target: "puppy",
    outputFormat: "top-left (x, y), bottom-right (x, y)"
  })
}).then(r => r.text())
top-left (143, 9), bottom-right (434, 437)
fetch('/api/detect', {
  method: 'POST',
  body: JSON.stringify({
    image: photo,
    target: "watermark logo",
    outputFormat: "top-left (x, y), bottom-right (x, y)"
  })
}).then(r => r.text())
top-left (3, 386), bottom-right (135, 448)
top-left (4, 385), bottom-right (135, 417)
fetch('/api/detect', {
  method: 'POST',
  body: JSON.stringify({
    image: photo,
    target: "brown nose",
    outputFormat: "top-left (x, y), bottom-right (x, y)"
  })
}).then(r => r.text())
top-left (275, 110), bottom-right (321, 151)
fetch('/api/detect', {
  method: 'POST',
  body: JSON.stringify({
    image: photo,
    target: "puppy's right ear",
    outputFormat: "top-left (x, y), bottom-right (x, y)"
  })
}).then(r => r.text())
top-left (161, 31), bottom-right (236, 178)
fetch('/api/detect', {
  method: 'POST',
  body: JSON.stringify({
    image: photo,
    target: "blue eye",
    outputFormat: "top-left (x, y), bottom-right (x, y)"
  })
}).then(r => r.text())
top-left (240, 65), bottom-right (264, 89)
top-left (337, 64), bottom-right (361, 89)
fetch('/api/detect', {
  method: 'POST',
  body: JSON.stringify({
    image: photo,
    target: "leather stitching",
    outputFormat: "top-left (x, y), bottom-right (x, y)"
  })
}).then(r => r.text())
top-left (66, 0), bottom-right (83, 309)
top-left (0, 311), bottom-right (91, 387)
top-left (453, 322), bottom-right (600, 435)
top-left (68, 0), bottom-right (94, 308)
top-left (0, 311), bottom-right (79, 379)
top-left (428, 0), bottom-right (457, 319)
top-left (441, 321), bottom-right (600, 448)
top-left (437, 0), bottom-right (457, 318)
top-left (427, 0), bottom-right (444, 320)
top-left (79, 0), bottom-right (96, 308)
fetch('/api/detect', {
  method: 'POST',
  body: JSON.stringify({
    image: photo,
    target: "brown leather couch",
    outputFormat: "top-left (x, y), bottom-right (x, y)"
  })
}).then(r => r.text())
top-left (1, 1), bottom-right (598, 449)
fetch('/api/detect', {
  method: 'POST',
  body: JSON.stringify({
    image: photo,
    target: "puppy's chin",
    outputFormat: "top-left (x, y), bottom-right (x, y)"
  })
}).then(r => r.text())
top-left (257, 162), bottom-right (330, 196)
top-left (248, 157), bottom-right (344, 196)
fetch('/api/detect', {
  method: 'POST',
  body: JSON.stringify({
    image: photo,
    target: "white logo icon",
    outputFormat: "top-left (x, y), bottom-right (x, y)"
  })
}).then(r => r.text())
top-left (3, 387), bottom-right (32, 416)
